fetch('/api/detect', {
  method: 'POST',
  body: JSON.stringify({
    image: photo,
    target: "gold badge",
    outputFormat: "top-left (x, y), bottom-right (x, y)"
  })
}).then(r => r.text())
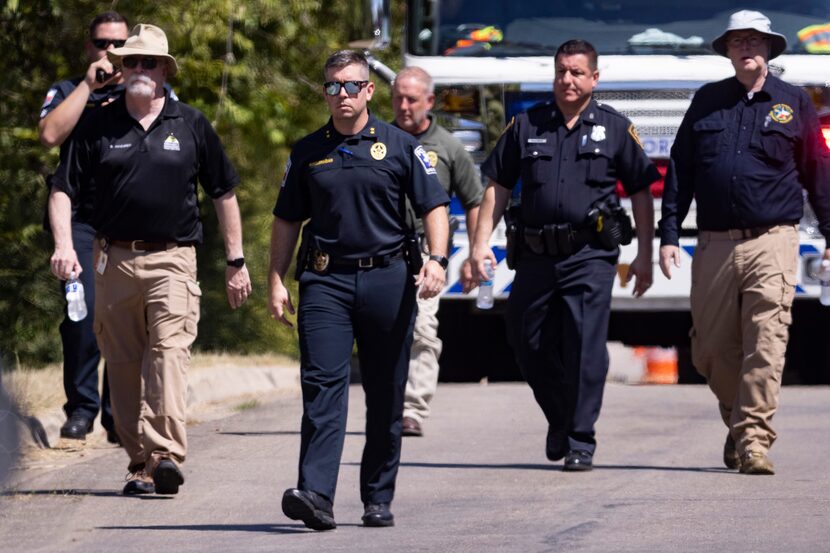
top-left (312, 250), bottom-right (329, 272)
top-left (427, 151), bottom-right (438, 168)
top-left (770, 103), bottom-right (794, 124)
top-left (370, 142), bottom-right (387, 160)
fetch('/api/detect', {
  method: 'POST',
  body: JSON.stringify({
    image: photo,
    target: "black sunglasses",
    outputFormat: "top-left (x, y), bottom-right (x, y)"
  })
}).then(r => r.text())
top-left (121, 56), bottom-right (160, 70)
top-left (323, 80), bottom-right (369, 96)
top-left (91, 38), bottom-right (126, 49)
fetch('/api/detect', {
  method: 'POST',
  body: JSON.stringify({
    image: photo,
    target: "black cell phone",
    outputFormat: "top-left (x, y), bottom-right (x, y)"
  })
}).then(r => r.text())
top-left (95, 68), bottom-right (114, 83)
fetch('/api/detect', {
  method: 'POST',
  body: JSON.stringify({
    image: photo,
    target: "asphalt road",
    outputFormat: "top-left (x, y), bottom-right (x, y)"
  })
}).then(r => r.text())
top-left (2, 382), bottom-right (829, 553)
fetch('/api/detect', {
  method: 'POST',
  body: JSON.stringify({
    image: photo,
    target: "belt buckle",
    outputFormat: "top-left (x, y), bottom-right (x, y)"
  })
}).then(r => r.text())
top-left (358, 257), bottom-right (374, 268)
top-left (312, 250), bottom-right (329, 272)
top-left (130, 240), bottom-right (146, 252)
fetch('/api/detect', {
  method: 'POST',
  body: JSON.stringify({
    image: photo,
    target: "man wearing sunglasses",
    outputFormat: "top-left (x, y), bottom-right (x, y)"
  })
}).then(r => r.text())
top-left (49, 23), bottom-right (251, 496)
top-left (37, 11), bottom-right (129, 447)
top-left (270, 50), bottom-right (449, 530)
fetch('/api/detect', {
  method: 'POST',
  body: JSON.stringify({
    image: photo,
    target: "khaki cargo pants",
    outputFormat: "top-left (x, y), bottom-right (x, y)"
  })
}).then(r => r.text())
top-left (93, 241), bottom-right (201, 472)
top-left (690, 225), bottom-right (798, 456)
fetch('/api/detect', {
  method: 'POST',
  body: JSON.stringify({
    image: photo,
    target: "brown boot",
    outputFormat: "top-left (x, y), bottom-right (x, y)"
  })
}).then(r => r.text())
top-left (739, 451), bottom-right (775, 475)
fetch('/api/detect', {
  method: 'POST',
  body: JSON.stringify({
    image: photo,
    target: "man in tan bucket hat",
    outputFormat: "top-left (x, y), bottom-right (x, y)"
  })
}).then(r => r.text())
top-left (49, 23), bottom-right (252, 495)
top-left (659, 11), bottom-right (830, 474)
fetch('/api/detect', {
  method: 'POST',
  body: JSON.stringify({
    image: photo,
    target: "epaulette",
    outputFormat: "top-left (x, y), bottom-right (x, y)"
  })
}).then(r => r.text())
top-left (527, 100), bottom-right (555, 114)
top-left (594, 101), bottom-right (625, 119)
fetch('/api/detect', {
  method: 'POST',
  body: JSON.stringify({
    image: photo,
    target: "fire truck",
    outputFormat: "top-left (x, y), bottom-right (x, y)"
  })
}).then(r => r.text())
top-left (363, 0), bottom-right (830, 383)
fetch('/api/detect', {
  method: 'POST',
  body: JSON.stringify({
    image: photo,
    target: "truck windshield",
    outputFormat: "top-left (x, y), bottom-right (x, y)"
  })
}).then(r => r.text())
top-left (409, 1), bottom-right (830, 56)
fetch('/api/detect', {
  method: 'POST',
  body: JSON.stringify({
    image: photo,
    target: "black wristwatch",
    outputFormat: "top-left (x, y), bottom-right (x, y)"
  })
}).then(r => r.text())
top-left (428, 255), bottom-right (449, 270)
top-left (227, 257), bottom-right (245, 268)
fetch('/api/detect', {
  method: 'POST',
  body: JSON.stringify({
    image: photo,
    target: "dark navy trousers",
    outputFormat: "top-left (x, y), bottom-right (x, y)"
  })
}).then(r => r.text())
top-left (506, 248), bottom-right (616, 454)
top-left (58, 222), bottom-right (114, 431)
top-left (296, 259), bottom-right (416, 505)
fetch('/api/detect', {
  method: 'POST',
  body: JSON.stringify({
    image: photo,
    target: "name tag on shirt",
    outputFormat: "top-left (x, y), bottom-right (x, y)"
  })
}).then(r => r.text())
top-left (96, 251), bottom-right (108, 275)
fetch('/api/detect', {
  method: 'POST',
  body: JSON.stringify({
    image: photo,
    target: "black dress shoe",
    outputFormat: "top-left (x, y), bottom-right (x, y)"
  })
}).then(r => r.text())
top-left (106, 429), bottom-right (122, 446)
top-left (546, 426), bottom-right (568, 461)
top-left (563, 449), bottom-right (593, 472)
top-left (152, 459), bottom-right (184, 495)
top-left (60, 414), bottom-right (94, 440)
top-left (282, 488), bottom-right (336, 531)
top-left (362, 503), bottom-right (394, 527)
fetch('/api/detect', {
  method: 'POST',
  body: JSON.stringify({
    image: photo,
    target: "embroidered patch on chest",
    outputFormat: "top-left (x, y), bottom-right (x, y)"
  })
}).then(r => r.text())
top-left (163, 134), bottom-right (181, 151)
top-left (769, 104), bottom-right (794, 124)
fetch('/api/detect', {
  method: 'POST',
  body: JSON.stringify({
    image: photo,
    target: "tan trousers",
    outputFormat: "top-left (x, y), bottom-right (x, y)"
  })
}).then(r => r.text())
top-left (690, 225), bottom-right (798, 456)
top-left (403, 254), bottom-right (443, 423)
top-left (93, 241), bottom-right (201, 472)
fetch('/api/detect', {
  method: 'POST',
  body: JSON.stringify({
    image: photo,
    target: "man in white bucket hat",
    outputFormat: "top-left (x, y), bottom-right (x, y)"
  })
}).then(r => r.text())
top-left (659, 11), bottom-right (830, 474)
top-left (49, 23), bottom-right (252, 495)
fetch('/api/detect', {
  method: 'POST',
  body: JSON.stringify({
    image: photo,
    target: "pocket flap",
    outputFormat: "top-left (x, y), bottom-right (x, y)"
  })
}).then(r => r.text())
top-left (521, 143), bottom-right (555, 159)
top-left (693, 118), bottom-right (726, 132)
top-left (186, 280), bottom-right (202, 297)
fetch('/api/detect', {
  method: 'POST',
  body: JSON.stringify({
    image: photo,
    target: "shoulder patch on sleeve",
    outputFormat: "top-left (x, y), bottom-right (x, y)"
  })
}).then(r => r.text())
top-left (41, 88), bottom-right (57, 109)
top-left (415, 145), bottom-right (437, 175)
top-left (498, 116), bottom-right (515, 138)
top-left (281, 157), bottom-right (292, 188)
top-left (628, 123), bottom-right (644, 150)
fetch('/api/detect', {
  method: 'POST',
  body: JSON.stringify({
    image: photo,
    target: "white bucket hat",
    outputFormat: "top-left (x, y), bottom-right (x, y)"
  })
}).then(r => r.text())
top-left (711, 10), bottom-right (787, 59)
top-left (107, 24), bottom-right (178, 76)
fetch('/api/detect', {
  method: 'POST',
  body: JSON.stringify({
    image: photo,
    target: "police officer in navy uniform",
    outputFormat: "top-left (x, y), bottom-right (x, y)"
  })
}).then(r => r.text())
top-left (269, 50), bottom-right (449, 530)
top-left (471, 40), bottom-right (658, 471)
top-left (38, 11), bottom-right (129, 444)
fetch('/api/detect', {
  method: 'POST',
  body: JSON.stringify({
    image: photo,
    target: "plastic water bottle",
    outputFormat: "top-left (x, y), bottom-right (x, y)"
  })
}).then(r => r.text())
top-left (476, 260), bottom-right (495, 310)
top-left (819, 260), bottom-right (830, 307)
top-left (65, 271), bottom-right (88, 322)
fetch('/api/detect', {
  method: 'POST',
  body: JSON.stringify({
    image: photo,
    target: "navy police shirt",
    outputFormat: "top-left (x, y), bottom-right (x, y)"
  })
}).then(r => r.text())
top-left (52, 93), bottom-right (239, 243)
top-left (274, 113), bottom-right (449, 260)
top-left (660, 75), bottom-right (830, 246)
top-left (482, 99), bottom-right (658, 229)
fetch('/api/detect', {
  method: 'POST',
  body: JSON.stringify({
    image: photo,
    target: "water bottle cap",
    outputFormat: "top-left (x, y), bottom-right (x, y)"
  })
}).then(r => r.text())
top-left (69, 271), bottom-right (76, 280)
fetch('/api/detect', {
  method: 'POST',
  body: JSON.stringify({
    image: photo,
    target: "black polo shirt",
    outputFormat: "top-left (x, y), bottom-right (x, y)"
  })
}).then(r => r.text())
top-left (52, 92), bottom-right (239, 243)
top-left (274, 114), bottom-right (449, 259)
top-left (660, 75), bottom-right (830, 246)
top-left (40, 78), bottom-right (179, 224)
top-left (482, 99), bottom-right (658, 228)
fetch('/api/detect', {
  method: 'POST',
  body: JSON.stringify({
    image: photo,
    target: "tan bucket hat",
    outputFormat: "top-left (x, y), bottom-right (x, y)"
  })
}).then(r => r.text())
top-left (711, 10), bottom-right (788, 60)
top-left (107, 24), bottom-right (178, 76)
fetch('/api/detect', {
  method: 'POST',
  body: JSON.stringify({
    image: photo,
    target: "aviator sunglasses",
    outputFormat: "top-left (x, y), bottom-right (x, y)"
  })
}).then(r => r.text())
top-left (323, 80), bottom-right (369, 96)
top-left (121, 56), bottom-right (160, 70)
top-left (91, 38), bottom-right (126, 49)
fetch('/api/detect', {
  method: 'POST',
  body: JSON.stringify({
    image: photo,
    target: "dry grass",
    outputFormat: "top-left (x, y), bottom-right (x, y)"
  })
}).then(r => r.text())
top-left (5, 363), bottom-right (65, 416)
top-left (5, 352), bottom-right (297, 416)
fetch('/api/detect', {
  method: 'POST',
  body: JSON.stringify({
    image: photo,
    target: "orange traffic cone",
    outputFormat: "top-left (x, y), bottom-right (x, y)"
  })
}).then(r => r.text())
top-left (642, 347), bottom-right (678, 384)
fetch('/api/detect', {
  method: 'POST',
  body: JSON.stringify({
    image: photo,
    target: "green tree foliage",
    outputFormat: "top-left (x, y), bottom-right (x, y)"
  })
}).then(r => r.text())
top-left (0, 0), bottom-right (403, 367)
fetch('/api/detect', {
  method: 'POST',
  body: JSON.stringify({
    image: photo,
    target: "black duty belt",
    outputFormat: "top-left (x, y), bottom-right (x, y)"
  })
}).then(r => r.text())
top-left (106, 239), bottom-right (198, 252)
top-left (309, 248), bottom-right (404, 272)
top-left (521, 224), bottom-right (595, 256)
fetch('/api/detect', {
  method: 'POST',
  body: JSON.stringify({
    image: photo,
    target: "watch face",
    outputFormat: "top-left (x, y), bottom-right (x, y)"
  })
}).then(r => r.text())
top-left (430, 255), bottom-right (448, 269)
top-left (228, 258), bottom-right (245, 268)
